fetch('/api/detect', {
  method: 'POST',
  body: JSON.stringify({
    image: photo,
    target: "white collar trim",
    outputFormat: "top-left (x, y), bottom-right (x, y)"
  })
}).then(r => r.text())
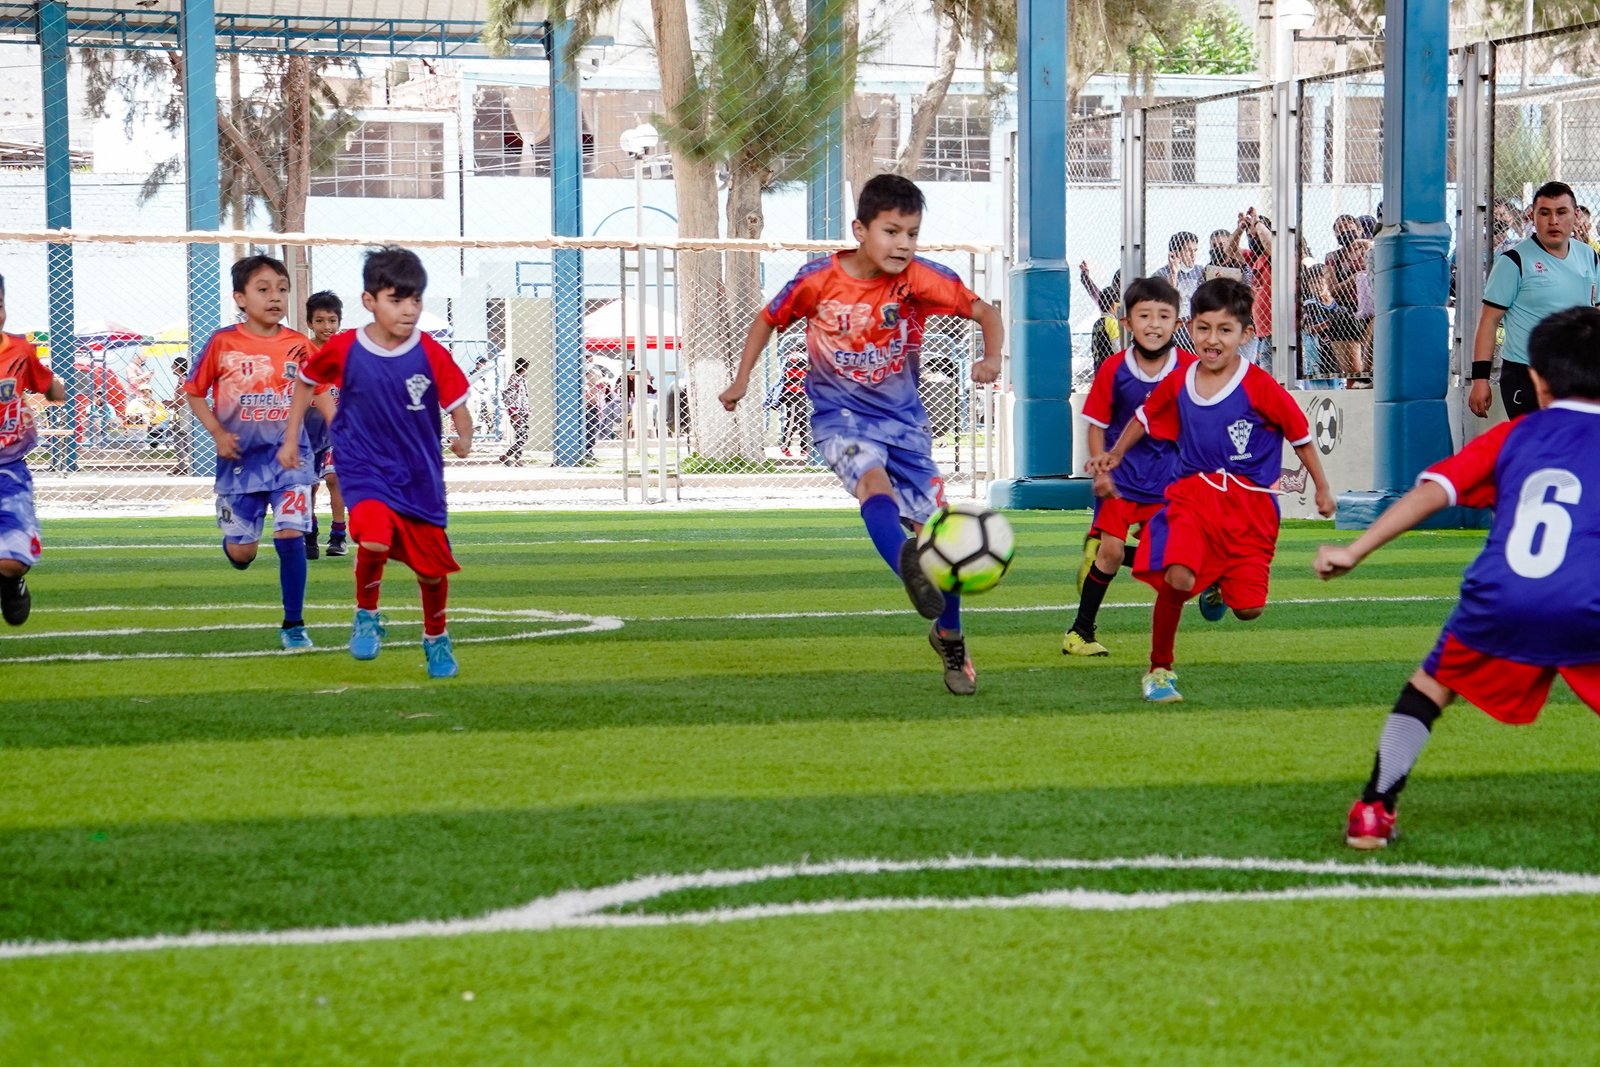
top-left (1183, 357), bottom-right (1250, 407)
top-left (1550, 399), bottom-right (1600, 415)
top-left (359, 327), bottom-right (421, 357)
top-left (1121, 347), bottom-right (1178, 383)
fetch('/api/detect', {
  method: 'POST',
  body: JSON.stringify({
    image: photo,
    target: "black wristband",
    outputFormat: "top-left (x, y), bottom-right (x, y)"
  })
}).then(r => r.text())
top-left (1470, 361), bottom-right (1492, 381)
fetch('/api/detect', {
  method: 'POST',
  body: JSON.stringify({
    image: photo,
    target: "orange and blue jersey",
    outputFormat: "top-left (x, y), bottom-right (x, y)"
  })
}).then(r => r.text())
top-left (1420, 401), bottom-right (1600, 666)
top-left (0, 333), bottom-right (53, 473)
top-left (1136, 359), bottom-right (1310, 492)
top-left (1082, 346), bottom-right (1195, 503)
top-left (298, 328), bottom-right (469, 528)
top-left (762, 253), bottom-right (979, 441)
top-left (183, 324), bottom-right (314, 495)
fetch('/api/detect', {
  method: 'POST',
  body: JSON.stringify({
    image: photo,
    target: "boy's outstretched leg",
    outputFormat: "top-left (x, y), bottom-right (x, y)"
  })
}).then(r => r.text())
top-left (1347, 671), bottom-right (1449, 849)
top-left (325, 473), bottom-right (348, 556)
top-left (859, 490), bottom-right (941, 618)
top-left (274, 531), bottom-right (312, 649)
top-left (0, 560), bottom-right (30, 626)
top-left (304, 483), bottom-right (321, 560)
top-left (1065, 533), bottom-right (1126, 657)
top-left (928, 592), bottom-right (974, 695)
top-left (420, 575), bottom-right (457, 679)
top-left (1142, 574), bottom-right (1190, 703)
top-left (351, 543), bottom-right (388, 660)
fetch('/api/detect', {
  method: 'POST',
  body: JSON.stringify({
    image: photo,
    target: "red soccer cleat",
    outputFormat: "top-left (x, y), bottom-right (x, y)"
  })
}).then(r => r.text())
top-left (1345, 799), bottom-right (1398, 850)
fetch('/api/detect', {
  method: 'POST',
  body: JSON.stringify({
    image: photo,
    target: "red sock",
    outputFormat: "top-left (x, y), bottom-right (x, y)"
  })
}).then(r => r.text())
top-left (1150, 583), bottom-right (1187, 671)
top-left (355, 546), bottom-right (387, 610)
top-left (420, 576), bottom-right (448, 637)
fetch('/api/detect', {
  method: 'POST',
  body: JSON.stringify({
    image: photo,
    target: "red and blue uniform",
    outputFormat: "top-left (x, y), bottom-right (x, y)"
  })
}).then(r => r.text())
top-left (298, 328), bottom-right (469, 576)
top-left (1082, 346), bottom-right (1194, 540)
top-left (0, 334), bottom-right (53, 566)
top-left (1416, 401), bottom-right (1600, 723)
top-left (1133, 359), bottom-right (1311, 610)
top-left (762, 253), bottom-right (979, 522)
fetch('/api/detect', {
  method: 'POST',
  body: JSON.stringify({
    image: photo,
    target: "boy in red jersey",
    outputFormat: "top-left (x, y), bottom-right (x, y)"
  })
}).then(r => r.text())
top-left (718, 173), bottom-right (1004, 696)
top-left (1090, 278), bottom-right (1334, 703)
top-left (1319, 306), bottom-right (1600, 849)
top-left (0, 274), bottom-right (66, 626)
top-left (303, 290), bottom-right (347, 558)
top-left (279, 247), bottom-right (472, 679)
top-left (184, 255), bottom-right (317, 650)
top-left (1065, 275), bottom-right (1195, 657)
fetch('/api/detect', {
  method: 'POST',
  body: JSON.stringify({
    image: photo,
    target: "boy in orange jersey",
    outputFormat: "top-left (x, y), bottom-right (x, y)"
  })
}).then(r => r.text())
top-left (303, 290), bottom-right (346, 558)
top-left (0, 273), bottom-right (66, 625)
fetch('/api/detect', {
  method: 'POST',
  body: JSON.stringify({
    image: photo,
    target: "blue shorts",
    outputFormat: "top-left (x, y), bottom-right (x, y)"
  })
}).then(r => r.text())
top-left (314, 447), bottom-right (332, 480)
top-left (216, 485), bottom-right (314, 545)
top-left (0, 468), bottom-right (40, 567)
top-left (818, 432), bottom-right (946, 525)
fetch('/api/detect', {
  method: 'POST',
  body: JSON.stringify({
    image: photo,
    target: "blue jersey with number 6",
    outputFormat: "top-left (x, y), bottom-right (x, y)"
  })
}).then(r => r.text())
top-left (1419, 400), bottom-right (1600, 666)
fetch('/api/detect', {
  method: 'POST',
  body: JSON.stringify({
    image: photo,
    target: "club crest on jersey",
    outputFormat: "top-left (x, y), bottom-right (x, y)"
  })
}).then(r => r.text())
top-left (404, 373), bottom-right (431, 411)
top-left (1227, 418), bottom-right (1253, 458)
top-left (0, 378), bottom-right (15, 403)
top-left (880, 303), bottom-right (901, 328)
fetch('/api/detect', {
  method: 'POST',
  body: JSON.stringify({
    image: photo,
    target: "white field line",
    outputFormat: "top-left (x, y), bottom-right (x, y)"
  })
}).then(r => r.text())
top-left (3, 855), bottom-right (1595, 960)
top-left (46, 536), bottom-right (842, 551)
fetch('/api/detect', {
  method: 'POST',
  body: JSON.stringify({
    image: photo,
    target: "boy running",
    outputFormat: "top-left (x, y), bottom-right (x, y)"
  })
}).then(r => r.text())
top-left (0, 274), bottom-right (65, 625)
top-left (183, 255), bottom-right (316, 650)
top-left (719, 173), bottom-right (1003, 695)
top-left (279, 246), bottom-right (472, 679)
top-left (303, 290), bottom-right (347, 558)
top-left (1089, 278), bottom-right (1334, 702)
top-left (1319, 305), bottom-right (1600, 849)
top-left (1065, 276), bottom-right (1194, 657)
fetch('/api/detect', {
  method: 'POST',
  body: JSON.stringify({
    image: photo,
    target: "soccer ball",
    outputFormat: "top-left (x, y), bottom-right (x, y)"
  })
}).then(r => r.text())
top-left (916, 503), bottom-right (1015, 595)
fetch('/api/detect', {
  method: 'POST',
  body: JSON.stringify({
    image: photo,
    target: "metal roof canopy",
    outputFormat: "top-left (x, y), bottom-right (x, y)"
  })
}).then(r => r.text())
top-left (0, 2), bottom-right (550, 59)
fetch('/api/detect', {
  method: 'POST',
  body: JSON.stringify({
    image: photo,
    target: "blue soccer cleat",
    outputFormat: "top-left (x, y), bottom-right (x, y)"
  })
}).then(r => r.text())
top-left (1197, 582), bottom-right (1227, 622)
top-left (280, 624), bottom-right (314, 651)
top-left (1141, 668), bottom-right (1183, 703)
top-left (350, 608), bottom-right (387, 661)
top-left (423, 632), bottom-right (459, 679)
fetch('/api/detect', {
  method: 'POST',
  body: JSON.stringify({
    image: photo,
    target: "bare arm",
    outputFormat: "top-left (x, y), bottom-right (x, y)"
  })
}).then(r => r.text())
top-left (1085, 416), bottom-right (1147, 475)
top-left (720, 316), bottom-right (776, 411)
top-left (1468, 304), bottom-right (1505, 418)
top-left (1292, 439), bottom-right (1336, 517)
top-left (1314, 480), bottom-right (1451, 579)
top-left (274, 379), bottom-right (317, 469)
top-left (44, 374), bottom-right (65, 403)
top-left (448, 404), bottom-right (473, 459)
top-left (1087, 424), bottom-right (1117, 498)
top-left (970, 298), bottom-right (1003, 384)
top-left (187, 391), bottom-right (240, 461)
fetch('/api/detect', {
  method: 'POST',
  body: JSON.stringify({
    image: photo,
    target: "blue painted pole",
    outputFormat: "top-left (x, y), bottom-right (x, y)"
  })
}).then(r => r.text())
top-left (988, 0), bottom-right (1088, 509)
top-left (806, 0), bottom-right (843, 241)
top-left (181, 0), bottom-right (221, 479)
top-left (1337, 0), bottom-right (1458, 527)
top-left (37, 0), bottom-right (77, 472)
top-left (549, 20), bottom-right (586, 467)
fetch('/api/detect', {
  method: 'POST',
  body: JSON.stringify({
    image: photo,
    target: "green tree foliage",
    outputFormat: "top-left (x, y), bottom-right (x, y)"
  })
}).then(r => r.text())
top-left (1123, 8), bottom-right (1257, 76)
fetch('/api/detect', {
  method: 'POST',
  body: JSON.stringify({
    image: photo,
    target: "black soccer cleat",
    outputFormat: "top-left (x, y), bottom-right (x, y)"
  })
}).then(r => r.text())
top-left (0, 574), bottom-right (31, 626)
top-left (899, 538), bottom-right (946, 619)
top-left (304, 529), bottom-right (321, 560)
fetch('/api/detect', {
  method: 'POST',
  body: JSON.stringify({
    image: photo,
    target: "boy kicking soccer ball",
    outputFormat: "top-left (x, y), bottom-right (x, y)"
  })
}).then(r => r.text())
top-left (1318, 305), bottom-right (1600, 849)
top-left (1065, 275), bottom-right (1194, 657)
top-left (184, 254), bottom-right (317, 649)
top-left (280, 247), bottom-right (472, 679)
top-left (719, 173), bottom-right (1003, 695)
top-left (1088, 278), bottom-right (1334, 702)
top-left (0, 275), bottom-right (65, 625)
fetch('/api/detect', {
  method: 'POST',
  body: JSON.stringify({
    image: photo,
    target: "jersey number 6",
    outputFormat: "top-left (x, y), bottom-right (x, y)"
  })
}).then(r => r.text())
top-left (1505, 468), bottom-right (1582, 579)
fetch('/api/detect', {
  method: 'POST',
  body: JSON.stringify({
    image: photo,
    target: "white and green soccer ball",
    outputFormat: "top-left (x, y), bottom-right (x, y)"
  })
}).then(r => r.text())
top-left (916, 503), bottom-right (1015, 595)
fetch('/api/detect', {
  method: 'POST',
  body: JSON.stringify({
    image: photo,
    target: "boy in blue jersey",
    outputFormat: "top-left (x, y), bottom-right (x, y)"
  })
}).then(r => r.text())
top-left (719, 173), bottom-right (1004, 695)
top-left (303, 290), bottom-right (347, 558)
top-left (1090, 279), bottom-right (1334, 703)
top-left (1319, 306), bottom-right (1600, 849)
top-left (1066, 276), bottom-right (1194, 657)
top-left (183, 255), bottom-right (317, 650)
top-left (279, 247), bottom-right (472, 680)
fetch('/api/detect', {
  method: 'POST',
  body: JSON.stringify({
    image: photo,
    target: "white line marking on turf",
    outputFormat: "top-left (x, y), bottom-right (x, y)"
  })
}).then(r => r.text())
top-left (3, 855), bottom-right (1596, 959)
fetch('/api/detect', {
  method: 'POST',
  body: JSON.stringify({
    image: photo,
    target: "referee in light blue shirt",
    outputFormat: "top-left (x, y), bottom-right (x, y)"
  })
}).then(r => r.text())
top-left (1472, 180), bottom-right (1600, 418)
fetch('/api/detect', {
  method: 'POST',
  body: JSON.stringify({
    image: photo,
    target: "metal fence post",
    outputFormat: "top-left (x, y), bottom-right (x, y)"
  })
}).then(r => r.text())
top-left (1453, 40), bottom-right (1491, 450)
top-left (1272, 78), bottom-right (1300, 387)
top-left (1121, 107), bottom-right (1145, 297)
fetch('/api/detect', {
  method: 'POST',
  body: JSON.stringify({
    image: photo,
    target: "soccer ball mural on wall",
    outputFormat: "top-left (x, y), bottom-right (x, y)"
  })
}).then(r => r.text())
top-left (916, 503), bottom-right (1016, 595)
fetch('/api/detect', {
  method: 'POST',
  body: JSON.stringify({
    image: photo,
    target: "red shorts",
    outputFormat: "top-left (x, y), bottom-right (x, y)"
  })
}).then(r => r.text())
top-left (1134, 473), bottom-right (1279, 611)
top-left (1423, 631), bottom-right (1600, 725)
top-left (349, 499), bottom-right (460, 580)
top-left (1090, 496), bottom-right (1163, 542)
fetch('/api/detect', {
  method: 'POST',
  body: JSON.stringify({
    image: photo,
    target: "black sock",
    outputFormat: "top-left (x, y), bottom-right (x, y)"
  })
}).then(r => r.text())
top-left (1071, 564), bottom-right (1117, 638)
top-left (1361, 683), bottom-right (1444, 812)
top-left (1123, 543), bottom-right (1138, 569)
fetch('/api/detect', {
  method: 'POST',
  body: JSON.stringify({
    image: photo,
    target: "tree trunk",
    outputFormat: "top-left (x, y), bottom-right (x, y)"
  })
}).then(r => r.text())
top-left (281, 56), bottom-right (314, 328)
top-left (724, 155), bottom-right (769, 460)
top-left (846, 96), bottom-right (885, 203)
top-left (895, 20), bottom-right (962, 177)
top-left (652, 0), bottom-right (734, 458)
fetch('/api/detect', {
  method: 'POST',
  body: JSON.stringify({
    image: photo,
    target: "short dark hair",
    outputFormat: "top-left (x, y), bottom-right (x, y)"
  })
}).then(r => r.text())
top-left (1168, 231), bottom-right (1198, 252)
top-left (305, 290), bottom-right (343, 320)
top-left (231, 254), bottom-right (288, 294)
top-left (1123, 275), bottom-right (1181, 314)
top-left (1533, 181), bottom-right (1577, 209)
top-left (513, 357), bottom-right (529, 374)
top-left (1190, 277), bottom-right (1253, 326)
top-left (855, 173), bottom-right (925, 225)
top-left (363, 245), bottom-right (427, 299)
top-left (1529, 306), bottom-right (1600, 400)
top-left (0, 272), bottom-right (6, 296)
top-left (171, 356), bottom-right (188, 374)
